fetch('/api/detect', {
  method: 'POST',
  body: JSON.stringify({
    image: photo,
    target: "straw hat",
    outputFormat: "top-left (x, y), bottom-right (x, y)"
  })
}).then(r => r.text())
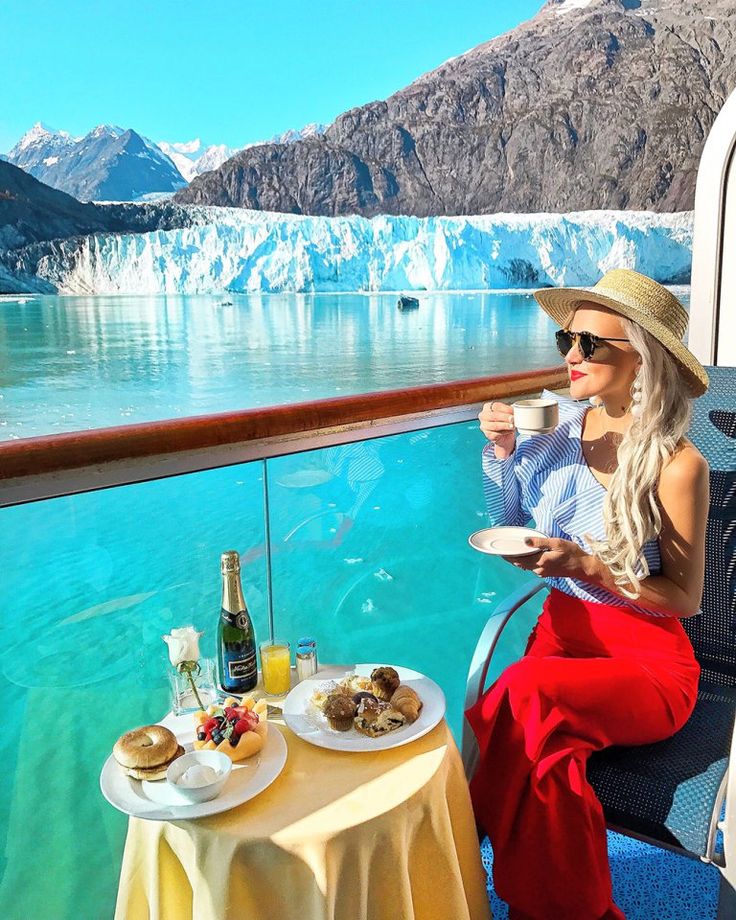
top-left (533, 268), bottom-right (709, 396)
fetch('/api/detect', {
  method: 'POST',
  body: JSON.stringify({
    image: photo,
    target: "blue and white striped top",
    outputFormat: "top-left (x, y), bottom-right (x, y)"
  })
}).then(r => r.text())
top-left (482, 393), bottom-right (666, 617)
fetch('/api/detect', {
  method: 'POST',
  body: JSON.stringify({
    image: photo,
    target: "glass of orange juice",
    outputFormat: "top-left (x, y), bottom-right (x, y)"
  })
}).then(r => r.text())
top-left (260, 640), bottom-right (292, 696)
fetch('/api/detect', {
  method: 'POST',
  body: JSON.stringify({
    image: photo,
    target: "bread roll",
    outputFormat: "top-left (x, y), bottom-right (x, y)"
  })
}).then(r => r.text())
top-left (113, 725), bottom-right (179, 769)
top-left (389, 686), bottom-right (423, 723)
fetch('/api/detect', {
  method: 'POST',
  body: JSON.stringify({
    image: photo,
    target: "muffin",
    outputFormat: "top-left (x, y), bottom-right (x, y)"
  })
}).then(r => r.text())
top-left (371, 666), bottom-right (400, 701)
top-left (356, 697), bottom-right (389, 724)
top-left (323, 693), bottom-right (357, 731)
top-left (355, 703), bottom-right (406, 737)
top-left (352, 691), bottom-right (378, 706)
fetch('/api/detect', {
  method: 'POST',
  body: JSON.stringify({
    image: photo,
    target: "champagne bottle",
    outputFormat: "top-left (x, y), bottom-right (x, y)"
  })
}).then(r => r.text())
top-left (216, 551), bottom-right (258, 694)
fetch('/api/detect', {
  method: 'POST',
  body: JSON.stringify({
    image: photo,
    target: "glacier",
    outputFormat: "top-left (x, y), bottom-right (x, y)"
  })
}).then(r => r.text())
top-left (13, 208), bottom-right (693, 295)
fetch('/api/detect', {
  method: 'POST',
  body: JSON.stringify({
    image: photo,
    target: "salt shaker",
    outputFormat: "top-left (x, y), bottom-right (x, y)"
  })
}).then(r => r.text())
top-left (296, 637), bottom-right (318, 682)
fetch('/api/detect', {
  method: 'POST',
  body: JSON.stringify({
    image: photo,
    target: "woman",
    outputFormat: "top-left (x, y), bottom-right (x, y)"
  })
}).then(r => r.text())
top-left (466, 269), bottom-right (710, 920)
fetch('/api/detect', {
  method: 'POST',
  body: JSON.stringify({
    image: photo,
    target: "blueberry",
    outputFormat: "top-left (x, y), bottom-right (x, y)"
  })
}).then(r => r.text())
top-left (212, 733), bottom-right (223, 745)
top-left (197, 731), bottom-right (206, 742)
top-left (229, 736), bottom-right (238, 747)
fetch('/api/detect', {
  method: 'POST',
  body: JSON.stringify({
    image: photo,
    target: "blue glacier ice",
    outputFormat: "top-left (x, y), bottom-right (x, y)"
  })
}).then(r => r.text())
top-left (29, 207), bottom-right (693, 294)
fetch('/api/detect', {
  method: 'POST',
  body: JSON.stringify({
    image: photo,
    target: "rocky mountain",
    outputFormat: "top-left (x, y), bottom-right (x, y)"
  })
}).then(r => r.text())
top-left (174, 0), bottom-right (736, 216)
top-left (6, 123), bottom-right (186, 202)
top-left (6, 122), bottom-right (77, 174)
top-left (0, 159), bottom-right (192, 252)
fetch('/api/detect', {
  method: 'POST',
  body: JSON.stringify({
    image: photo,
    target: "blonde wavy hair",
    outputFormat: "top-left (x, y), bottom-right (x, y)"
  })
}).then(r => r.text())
top-left (585, 318), bottom-right (693, 598)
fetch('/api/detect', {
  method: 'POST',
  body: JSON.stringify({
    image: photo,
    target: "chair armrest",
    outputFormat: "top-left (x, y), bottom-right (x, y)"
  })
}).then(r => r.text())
top-left (713, 704), bottom-right (736, 878)
top-left (463, 579), bottom-right (546, 714)
top-left (461, 579), bottom-right (545, 777)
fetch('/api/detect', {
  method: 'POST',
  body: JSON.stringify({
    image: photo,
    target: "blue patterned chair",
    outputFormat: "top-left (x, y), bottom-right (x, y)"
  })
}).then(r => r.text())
top-left (462, 365), bottom-right (736, 918)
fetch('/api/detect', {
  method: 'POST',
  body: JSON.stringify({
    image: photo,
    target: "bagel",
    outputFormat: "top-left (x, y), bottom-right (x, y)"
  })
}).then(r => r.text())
top-left (123, 746), bottom-right (185, 781)
top-left (113, 725), bottom-right (180, 771)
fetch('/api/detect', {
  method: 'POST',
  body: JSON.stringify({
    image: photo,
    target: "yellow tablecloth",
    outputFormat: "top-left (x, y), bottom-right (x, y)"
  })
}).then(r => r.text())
top-left (114, 709), bottom-right (490, 920)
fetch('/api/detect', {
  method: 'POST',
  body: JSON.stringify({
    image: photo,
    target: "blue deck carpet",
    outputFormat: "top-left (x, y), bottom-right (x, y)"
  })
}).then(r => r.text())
top-left (481, 831), bottom-right (720, 919)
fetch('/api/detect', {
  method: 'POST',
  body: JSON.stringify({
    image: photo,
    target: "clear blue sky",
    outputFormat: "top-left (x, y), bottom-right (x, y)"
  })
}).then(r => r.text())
top-left (0, 1), bottom-right (544, 152)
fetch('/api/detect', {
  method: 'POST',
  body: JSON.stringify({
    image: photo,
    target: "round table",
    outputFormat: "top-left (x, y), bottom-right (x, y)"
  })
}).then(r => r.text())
top-left (114, 677), bottom-right (491, 920)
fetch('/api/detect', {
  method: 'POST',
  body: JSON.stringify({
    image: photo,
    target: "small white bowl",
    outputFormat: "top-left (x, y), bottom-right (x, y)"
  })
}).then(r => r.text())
top-left (166, 749), bottom-right (232, 803)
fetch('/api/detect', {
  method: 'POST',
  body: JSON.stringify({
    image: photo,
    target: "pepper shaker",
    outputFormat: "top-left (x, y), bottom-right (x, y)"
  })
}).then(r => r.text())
top-left (295, 637), bottom-right (318, 681)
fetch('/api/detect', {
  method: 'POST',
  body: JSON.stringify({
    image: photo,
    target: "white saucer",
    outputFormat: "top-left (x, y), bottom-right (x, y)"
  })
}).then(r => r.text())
top-left (468, 526), bottom-right (548, 557)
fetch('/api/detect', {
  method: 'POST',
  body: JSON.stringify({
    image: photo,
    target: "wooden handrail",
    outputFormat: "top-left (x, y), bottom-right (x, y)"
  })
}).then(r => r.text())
top-left (0, 366), bottom-right (567, 482)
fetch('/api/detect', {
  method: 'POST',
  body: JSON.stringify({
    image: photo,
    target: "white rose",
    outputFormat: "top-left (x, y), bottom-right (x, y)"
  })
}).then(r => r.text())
top-left (162, 626), bottom-right (203, 668)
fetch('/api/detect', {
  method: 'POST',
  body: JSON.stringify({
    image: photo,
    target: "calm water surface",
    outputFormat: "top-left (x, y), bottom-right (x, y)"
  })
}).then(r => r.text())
top-left (0, 291), bottom-right (561, 439)
top-left (0, 289), bottom-right (690, 917)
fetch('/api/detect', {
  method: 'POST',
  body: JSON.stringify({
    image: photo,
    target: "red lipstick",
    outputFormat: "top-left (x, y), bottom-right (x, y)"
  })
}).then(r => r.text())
top-left (570, 370), bottom-right (586, 381)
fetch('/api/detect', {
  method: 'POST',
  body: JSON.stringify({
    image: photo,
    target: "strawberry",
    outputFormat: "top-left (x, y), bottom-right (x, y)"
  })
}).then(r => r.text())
top-left (234, 718), bottom-right (251, 735)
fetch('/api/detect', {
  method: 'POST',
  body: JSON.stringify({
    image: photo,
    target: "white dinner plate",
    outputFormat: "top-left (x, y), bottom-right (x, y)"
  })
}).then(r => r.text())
top-left (282, 664), bottom-right (446, 752)
top-left (100, 718), bottom-right (287, 821)
top-left (468, 526), bottom-right (548, 557)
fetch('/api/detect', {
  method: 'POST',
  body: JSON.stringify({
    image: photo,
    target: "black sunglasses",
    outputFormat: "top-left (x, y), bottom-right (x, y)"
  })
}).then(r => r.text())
top-left (555, 328), bottom-right (630, 360)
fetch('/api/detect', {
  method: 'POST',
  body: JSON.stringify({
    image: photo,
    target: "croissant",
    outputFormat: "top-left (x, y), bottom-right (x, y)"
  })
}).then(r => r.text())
top-left (389, 685), bottom-right (423, 723)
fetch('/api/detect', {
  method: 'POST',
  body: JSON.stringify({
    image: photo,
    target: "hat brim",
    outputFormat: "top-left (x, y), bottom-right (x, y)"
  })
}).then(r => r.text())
top-left (533, 287), bottom-right (709, 397)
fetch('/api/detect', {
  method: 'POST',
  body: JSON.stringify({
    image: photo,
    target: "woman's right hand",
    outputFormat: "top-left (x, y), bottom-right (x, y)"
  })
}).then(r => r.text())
top-left (478, 401), bottom-right (516, 459)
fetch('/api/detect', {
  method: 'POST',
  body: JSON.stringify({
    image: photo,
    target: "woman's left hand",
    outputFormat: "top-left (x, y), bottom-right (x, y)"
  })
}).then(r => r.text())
top-left (503, 536), bottom-right (591, 580)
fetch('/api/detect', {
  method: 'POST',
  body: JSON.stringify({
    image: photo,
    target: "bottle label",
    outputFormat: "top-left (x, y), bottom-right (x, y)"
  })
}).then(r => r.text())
top-left (228, 650), bottom-right (257, 681)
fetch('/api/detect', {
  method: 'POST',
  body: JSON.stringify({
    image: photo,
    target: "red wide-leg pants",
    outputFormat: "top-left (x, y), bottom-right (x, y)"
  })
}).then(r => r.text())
top-left (466, 589), bottom-right (699, 920)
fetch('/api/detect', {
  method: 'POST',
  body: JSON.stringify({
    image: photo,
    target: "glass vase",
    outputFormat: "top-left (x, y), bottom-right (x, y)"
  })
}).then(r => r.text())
top-left (168, 657), bottom-right (217, 715)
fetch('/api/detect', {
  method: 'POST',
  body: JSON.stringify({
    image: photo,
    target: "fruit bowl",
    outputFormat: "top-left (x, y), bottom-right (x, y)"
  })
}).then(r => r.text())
top-left (193, 695), bottom-right (268, 762)
top-left (166, 750), bottom-right (232, 804)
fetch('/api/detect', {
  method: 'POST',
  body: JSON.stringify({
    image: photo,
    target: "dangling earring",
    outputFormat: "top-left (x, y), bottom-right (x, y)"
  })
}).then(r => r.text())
top-left (630, 371), bottom-right (643, 418)
top-left (589, 395), bottom-right (603, 407)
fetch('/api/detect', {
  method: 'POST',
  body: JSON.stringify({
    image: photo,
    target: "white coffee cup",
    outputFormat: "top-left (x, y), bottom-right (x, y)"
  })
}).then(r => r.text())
top-left (512, 398), bottom-right (559, 436)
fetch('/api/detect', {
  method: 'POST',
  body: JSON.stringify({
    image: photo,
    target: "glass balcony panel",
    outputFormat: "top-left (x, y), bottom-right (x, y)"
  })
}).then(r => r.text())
top-left (266, 419), bottom-right (539, 739)
top-left (0, 409), bottom-right (548, 917)
top-left (0, 461), bottom-right (267, 918)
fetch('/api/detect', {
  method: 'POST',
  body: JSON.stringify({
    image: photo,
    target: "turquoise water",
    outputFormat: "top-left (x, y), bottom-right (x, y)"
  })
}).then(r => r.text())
top-left (0, 291), bottom-right (559, 918)
top-left (0, 291), bottom-right (560, 439)
top-left (0, 288), bottom-right (704, 918)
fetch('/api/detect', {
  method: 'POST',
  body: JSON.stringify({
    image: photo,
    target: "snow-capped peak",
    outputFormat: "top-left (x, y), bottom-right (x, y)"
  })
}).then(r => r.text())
top-left (88, 124), bottom-right (127, 140)
top-left (273, 122), bottom-right (327, 144)
top-left (551, 0), bottom-right (594, 14)
top-left (158, 139), bottom-right (238, 181)
top-left (6, 121), bottom-right (186, 200)
top-left (165, 139), bottom-right (202, 155)
top-left (17, 121), bottom-right (73, 150)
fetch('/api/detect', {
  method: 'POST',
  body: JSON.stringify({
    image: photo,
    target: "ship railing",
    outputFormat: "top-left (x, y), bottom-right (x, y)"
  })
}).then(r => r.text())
top-left (0, 366), bottom-right (567, 507)
top-left (0, 365), bottom-right (568, 916)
